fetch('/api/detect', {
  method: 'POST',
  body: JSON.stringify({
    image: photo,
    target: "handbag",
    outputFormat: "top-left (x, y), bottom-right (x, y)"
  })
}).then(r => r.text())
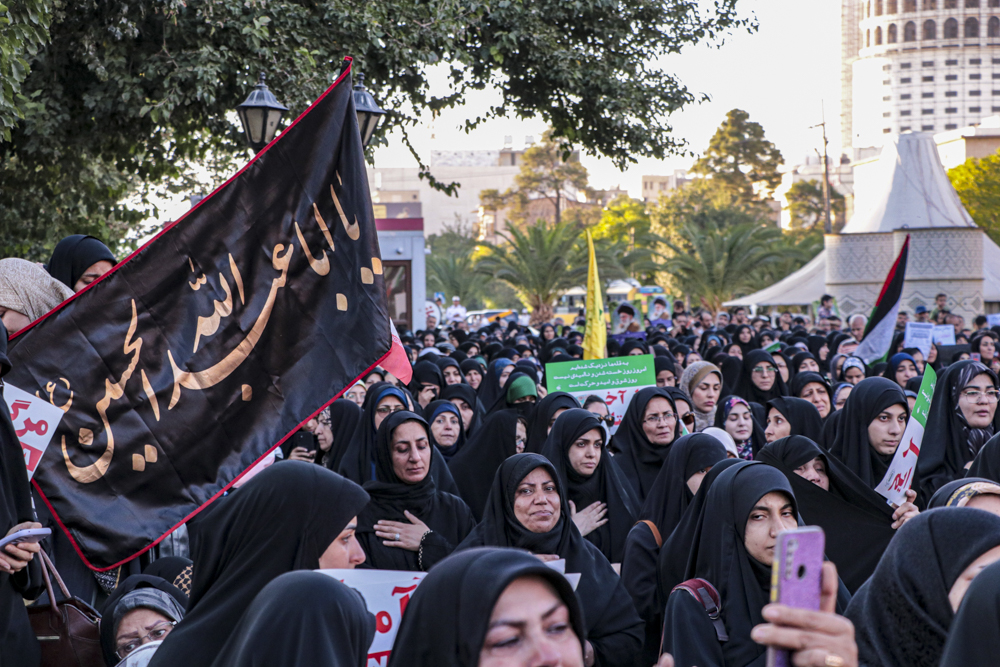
top-left (27, 549), bottom-right (103, 667)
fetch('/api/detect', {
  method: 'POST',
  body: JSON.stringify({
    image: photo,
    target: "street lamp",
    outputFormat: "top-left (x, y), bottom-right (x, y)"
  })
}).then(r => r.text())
top-left (353, 73), bottom-right (385, 148)
top-left (236, 72), bottom-right (288, 154)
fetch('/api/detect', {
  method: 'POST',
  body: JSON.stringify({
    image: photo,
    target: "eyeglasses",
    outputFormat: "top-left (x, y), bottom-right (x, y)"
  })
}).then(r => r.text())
top-left (680, 412), bottom-right (696, 428)
top-left (515, 436), bottom-right (526, 449)
top-left (961, 388), bottom-right (1000, 402)
top-left (752, 366), bottom-right (776, 376)
top-left (116, 620), bottom-right (176, 659)
top-left (644, 412), bottom-right (677, 425)
top-left (600, 414), bottom-right (615, 427)
top-left (375, 405), bottom-right (406, 416)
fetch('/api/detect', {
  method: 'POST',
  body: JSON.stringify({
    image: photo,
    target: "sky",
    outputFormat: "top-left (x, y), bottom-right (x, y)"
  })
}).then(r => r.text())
top-left (370, 0), bottom-right (845, 199)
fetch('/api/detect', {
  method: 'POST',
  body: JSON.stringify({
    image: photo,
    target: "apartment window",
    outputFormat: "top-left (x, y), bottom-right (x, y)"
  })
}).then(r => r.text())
top-left (905, 0), bottom-right (917, 8)
top-left (946, 90), bottom-right (959, 96)
top-left (971, 90), bottom-right (983, 95)
top-left (922, 125), bottom-right (935, 130)
top-left (901, 62), bottom-right (912, 68)
top-left (947, 59), bottom-right (959, 65)
top-left (993, 90), bottom-right (1000, 94)
top-left (966, 17), bottom-right (980, 38)
top-left (902, 126), bottom-right (913, 131)
top-left (902, 77), bottom-right (912, 83)
top-left (883, 64), bottom-right (893, 71)
top-left (946, 74), bottom-right (959, 80)
top-left (884, 95), bottom-right (892, 101)
top-left (993, 105), bottom-right (1000, 111)
top-left (922, 109), bottom-right (934, 114)
top-left (925, 20), bottom-right (938, 39)
top-left (884, 111), bottom-right (892, 117)
top-left (994, 74), bottom-right (1000, 79)
top-left (946, 123), bottom-right (959, 129)
top-left (946, 107), bottom-right (959, 112)
top-left (884, 128), bottom-right (893, 133)
top-left (876, 26), bottom-right (884, 44)
top-left (971, 58), bottom-right (983, 64)
top-left (971, 106), bottom-right (983, 111)
top-left (971, 74), bottom-right (983, 79)
top-left (945, 18), bottom-right (959, 38)
top-left (923, 92), bottom-right (935, 97)
top-left (922, 76), bottom-right (935, 82)
top-left (991, 17), bottom-right (1000, 37)
top-left (901, 109), bottom-right (913, 115)
top-left (905, 22), bottom-right (918, 41)
top-left (889, 23), bottom-right (899, 42)
top-left (922, 60), bottom-right (935, 67)
top-left (901, 93), bottom-right (913, 99)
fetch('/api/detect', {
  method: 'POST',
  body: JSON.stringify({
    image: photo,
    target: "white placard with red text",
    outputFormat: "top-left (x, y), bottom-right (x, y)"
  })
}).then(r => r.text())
top-left (318, 569), bottom-right (427, 667)
top-left (873, 366), bottom-right (937, 506)
top-left (4, 382), bottom-right (65, 480)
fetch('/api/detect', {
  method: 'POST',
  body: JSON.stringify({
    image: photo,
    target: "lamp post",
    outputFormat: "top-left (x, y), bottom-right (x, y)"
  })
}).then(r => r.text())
top-left (353, 73), bottom-right (386, 148)
top-left (236, 72), bottom-right (288, 154)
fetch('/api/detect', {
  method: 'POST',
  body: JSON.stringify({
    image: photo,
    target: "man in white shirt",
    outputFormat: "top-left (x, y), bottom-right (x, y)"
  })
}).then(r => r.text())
top-left (445, 296), bottom-right (467, 324)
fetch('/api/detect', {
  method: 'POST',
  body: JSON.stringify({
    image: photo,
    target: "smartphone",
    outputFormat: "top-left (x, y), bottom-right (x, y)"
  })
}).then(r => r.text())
top-left (281, 431), bottom-right (317, 459)
top-left (0, 527), bottom-right (51, 551)
top-left (766, 526), bottom-right (825, 667)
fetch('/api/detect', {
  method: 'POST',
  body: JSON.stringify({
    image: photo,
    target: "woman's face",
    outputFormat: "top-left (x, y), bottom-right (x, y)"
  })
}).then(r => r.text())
top-left (844, 365), bottom-right (865, 385)
top-left (692, 374), bottom-right (721, 414)
top-left (751, 362), bottom-right (777, 392)
top-left (0, 307), bottom-right (31, 336)
top-left (114, 608), bottom-right (175, 660)
top-left (318, 516), bottom-right (366, 569)
top-left (466, 369), bottom-right (482, 389)
top-left (641, 397), bottom-right (676, 445)
top-left (764, 408), bottom-right (791, 443)
top-left (773, 356), bottom-right (789, 383)
top-left (374, 395), bottom-right (405, 430)
top-left (498, 365), bottom-right (514, 387)
top-left (799, 382), bottom-right (831, 419)
top-left (656, 369), bottom-right (676, 388)
top-left (306, 418), bottom-right (334, 452)
top-left (431, 411), bottom-right (461, 448)
top-left (958, 373), bottom-right (1000, 429)
top-left (515, 421), bottom-right (527, 454)
top-left (443, 366), bottom-right (463, 385)
top-left (451, 398), bottom-right (475, 431)
top-left (743, 491), bottom-right (797, 566)
top-left (480, 575), bottom-right (584, 667)
top-left (798, 358), bottom-right (820, 374)
top-left (894, 360), bottom-right (918, 387)
top-left (345, 384), bottom-right (366, 407)
top-left (834, 385), bottom-right (852, 411)
top-left (818, 343), bottom-right (829, 361)
top-left (867, 404), bottom-right (908, 456)
top-left (548, 408), bottom-right (569, 435)
top-left (739, 328), bottom-right (753, 343)
top-left (513, 467), bottom-right (561, 534)
top-left (390, 421), bottom-right (432, 484)
top-left (727, 344), bottom-right (744, 360)
top-left (948, 544), bottom-right (1000, 612)
top-left (834, 356), bottom-right (846, 379)
top-left (627, 347), bottom-right (644, 356)
top-left (586, 401), bottom-right (610, 419)
top-left (981, 337), bottom-right (997, 360)
top-left (793, 457), bottom-right (829, 491)
top-left (686, 466), bottom-right (713, 495)
top-left (364, 373), bottom-right (383, 388)
top-left (567, 429), bottom-right (603, 477)
top-left (725, 403), bottom-right (754, 443)
top-left (423, 333), bottom-right (437, 348)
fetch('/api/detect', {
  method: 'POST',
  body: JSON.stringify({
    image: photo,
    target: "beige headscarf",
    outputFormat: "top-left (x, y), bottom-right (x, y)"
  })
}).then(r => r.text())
top-left (679, 360), bottom-right (722, 433)
top-left (0, 258), bottom-right (73, 321)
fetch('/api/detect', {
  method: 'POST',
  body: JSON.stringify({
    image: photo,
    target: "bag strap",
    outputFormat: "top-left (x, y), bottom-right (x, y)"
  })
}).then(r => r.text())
top-left (638, 520), bottom-right (662, 548)
top-left (672, 578), bottom-right (728, 642)
top-left (39, 549), bottom-right (72, 601)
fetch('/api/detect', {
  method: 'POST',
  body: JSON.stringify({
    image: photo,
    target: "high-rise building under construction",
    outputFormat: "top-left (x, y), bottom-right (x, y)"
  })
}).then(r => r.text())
top-left (842, 0), bottom-right (1000, 152)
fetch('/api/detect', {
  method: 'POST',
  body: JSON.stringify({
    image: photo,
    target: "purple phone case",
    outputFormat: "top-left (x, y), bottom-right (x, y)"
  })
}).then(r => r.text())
top-left (766, 527), bottom-right (825, 667)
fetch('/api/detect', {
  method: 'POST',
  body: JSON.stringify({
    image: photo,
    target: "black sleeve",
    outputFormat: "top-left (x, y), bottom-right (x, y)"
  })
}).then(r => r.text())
top-left (586, 575), bottom-right (644, 667)
top-left (661, 589), bottom-right (725, 667)
top-left (621, 524), bottom-right (660, 622)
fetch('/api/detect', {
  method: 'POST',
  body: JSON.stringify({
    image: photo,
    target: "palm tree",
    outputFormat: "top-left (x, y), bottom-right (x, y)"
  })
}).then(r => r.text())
top-left (664, 221), bottom-right (784, 313)
top-left (476, 220), bottom-right (623, 324)
top-left (427, 253), bottom-right (489, 308)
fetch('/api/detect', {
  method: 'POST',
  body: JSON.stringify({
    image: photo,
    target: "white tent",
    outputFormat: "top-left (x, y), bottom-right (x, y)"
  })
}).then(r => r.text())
top-left (727, 133), bottom-right (1000, 307)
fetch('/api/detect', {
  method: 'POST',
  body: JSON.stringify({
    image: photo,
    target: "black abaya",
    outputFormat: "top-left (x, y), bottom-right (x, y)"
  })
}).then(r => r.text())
top-left (324, 399), bottom-right (362, 472)
top-left (356, 412), bottom-right (474, 571)
top-left (46, 234), bottom-right (116, 289)
top-left (845, 508), bottom-right (1000, 667)
top-left (440, 383), bottom-right (483, 437)
top-left (757, 436), bottom-right (896, 593)
top-left (540, 409), bottom-right (639, 563)
top-left (387, 547), bottom-right (586, 667)
top-left (447, 411), bottom-right (520, 521)
top-left (661, 462), bottom-right (796, 667)
top-left (966, 432), bottom-right (1000, 482)
top-left (939, 559), bottom-right (1000, 667)
top-left (765, 397), bottom-right (823, 443)
top-left (608, 387), bottom-right (677, 503)
top-left (455, 454), bottom-right (643, 667)
top-left (147, 462), bottom-right (370, 667)
top-left (829, 377), bottom-right (909, 489)
top-left (210, 571), bottom-right (375, 667)
top-left (524, 391), bottom-right (580, 453)
top-left (918, 360), bottom-right (1000, 499)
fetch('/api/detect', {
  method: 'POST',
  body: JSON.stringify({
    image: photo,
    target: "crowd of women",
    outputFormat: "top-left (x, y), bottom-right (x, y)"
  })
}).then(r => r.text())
top-left (6, 237), bottom-right (1000, 666)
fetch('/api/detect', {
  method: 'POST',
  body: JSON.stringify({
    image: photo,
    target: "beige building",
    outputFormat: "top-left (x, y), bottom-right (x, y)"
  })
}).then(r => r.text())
top-left (641, 171), bottom-right (691, 203)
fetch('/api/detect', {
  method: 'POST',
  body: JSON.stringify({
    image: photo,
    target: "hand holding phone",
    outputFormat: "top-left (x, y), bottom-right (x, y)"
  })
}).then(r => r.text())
top-left (0, 523), bottom-right (48, 574)
top-left (766, 527), bottom-right (825, 667)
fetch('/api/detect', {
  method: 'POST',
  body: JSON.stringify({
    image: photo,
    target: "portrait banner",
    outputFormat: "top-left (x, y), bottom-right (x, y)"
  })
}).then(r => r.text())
top-left (5, 57), bottom-right (391, 570)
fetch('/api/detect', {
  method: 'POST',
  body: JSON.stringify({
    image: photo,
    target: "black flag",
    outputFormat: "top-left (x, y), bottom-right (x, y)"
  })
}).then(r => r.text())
top-left (5, 58), bottom-right (390, 570)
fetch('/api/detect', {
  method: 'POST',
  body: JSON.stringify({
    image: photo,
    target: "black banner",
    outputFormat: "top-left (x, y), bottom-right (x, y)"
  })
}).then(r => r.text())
top-left (5, 59), bottom-right (391, 569)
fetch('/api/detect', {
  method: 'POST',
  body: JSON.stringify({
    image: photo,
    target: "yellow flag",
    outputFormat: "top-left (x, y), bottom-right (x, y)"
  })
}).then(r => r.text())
top-left (583, 229), bottom-right (606, 360)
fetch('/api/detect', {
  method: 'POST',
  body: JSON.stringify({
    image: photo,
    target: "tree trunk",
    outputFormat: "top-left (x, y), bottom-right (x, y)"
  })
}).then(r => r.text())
top-left (529, 298), bottom-right (555, 326)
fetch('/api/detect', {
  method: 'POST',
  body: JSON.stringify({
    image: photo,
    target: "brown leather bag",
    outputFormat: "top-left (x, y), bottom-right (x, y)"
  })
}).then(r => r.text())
top-left (27, 549), bottom-right (103, 667)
